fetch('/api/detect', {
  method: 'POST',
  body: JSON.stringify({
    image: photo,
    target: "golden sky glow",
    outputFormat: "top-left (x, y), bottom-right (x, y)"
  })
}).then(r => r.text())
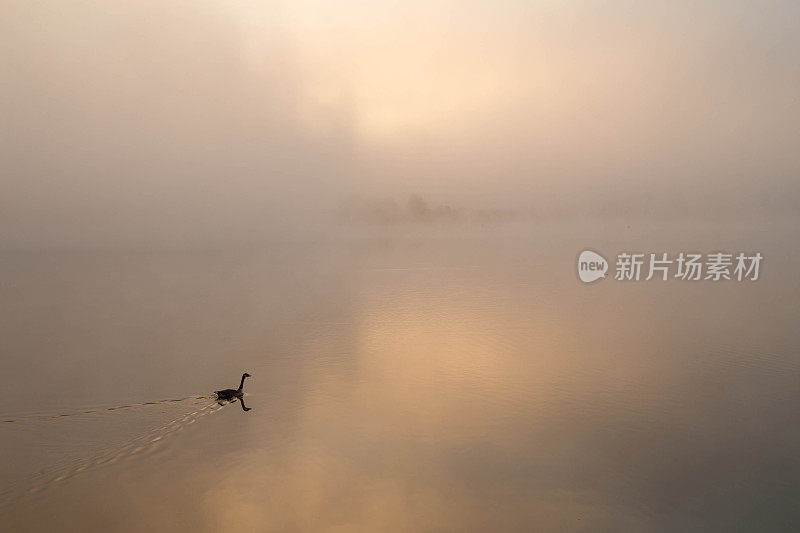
top-left (2, 0), bottom-right (798, 245)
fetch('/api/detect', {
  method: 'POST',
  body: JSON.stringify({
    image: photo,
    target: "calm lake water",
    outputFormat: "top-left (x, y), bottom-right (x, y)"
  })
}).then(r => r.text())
top-left (1, 221), bottom-right (799, 531)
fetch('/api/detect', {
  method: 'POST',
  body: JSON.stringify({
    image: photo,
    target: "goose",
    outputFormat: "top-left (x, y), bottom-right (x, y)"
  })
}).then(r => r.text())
top-left (215, 373), bottom-right (251, 401)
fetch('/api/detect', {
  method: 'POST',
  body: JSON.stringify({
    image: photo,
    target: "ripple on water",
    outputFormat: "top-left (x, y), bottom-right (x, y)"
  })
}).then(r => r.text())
top-left (0, 396), bottom-right (233, 509)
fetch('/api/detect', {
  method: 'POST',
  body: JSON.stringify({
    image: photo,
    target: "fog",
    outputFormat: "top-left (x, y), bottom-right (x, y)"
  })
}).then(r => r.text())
top-left (3, 4), bottom-right (800, 530)
top-left (2, 0), bottom-right (799, 247)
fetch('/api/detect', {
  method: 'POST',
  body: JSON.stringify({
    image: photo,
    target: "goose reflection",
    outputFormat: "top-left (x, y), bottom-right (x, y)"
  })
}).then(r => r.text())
top-left (217, 396), bottom-right (251, 411)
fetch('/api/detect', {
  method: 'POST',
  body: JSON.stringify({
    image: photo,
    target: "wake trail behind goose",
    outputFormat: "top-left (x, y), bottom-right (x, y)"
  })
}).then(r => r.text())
top-left (0, 396), bottom-right (227, 509)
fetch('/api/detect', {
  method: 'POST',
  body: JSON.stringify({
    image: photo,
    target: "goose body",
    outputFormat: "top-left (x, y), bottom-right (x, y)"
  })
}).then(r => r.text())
top-left (215, 372), bottom-right (251, 401)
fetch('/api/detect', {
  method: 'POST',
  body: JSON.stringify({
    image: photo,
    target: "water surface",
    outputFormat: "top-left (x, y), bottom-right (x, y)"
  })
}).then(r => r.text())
top-left (1, 222), bottom-right (799, 531)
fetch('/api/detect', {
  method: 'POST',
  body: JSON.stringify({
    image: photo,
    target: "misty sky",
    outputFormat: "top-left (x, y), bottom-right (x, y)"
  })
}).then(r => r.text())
top-left (2, 0), bottom-right (799, 246)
